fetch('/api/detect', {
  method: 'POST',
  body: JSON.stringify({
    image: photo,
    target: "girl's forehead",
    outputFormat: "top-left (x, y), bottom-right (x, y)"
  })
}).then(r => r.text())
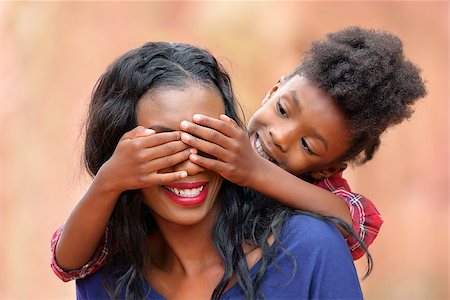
top-left (137, 86), bottom-right (225, 128)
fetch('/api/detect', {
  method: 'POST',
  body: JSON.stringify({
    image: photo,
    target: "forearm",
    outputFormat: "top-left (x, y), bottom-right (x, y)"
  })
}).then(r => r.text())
top-left (250, 158), bottom-right (352, 226)
top-left (55, 173), bottom-right (120, 271)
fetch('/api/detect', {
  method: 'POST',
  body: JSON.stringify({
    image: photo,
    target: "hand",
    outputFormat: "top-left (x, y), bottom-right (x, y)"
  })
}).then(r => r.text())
top-left (98, 126), bottom-right (192, 193)
top-left (179, 114), bottom-right (265, 187)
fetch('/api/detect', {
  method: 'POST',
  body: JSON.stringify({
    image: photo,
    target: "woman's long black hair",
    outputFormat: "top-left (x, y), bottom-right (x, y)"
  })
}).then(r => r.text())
top-left (84, 42), bottom-right (369, 300)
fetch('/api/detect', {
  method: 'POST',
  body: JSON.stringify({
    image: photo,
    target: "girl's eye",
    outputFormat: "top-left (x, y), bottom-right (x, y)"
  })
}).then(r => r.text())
top-left (276, 100), bottom-right (287, 117)
top-left (301, 138), bottom-right (316, 156)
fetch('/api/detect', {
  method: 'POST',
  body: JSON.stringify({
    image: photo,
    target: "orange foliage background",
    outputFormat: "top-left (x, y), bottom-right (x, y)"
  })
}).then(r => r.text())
top-left (0, 2), bottom-right (448, 299)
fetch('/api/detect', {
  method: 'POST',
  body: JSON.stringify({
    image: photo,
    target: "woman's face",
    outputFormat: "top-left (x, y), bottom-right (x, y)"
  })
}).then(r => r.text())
top-left (137, 84), bottom-right (225, 226)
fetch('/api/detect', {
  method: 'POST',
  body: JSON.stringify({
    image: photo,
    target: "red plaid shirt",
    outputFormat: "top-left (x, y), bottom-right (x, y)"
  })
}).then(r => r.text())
top-left (315, 172), bottom-right (383, 260)
top-left (50, 172), bottom-right (382, 282)
top-left (50, 226), bottom-right (109, 282)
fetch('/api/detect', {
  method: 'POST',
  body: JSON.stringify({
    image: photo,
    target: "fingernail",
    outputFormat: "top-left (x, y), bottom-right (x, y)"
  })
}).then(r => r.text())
top-left (189, 148), bottom-right (198, 154)
top-left (180, 120), bottom-right (190, 129)
top-left (144, 129), bottom-right (155, 134)
top-left (193, 114), bottom-right (202, 122)
top-left (180, 171), bottom-right (188, 178)
top-left (181, 132), bottom-right (191, 141)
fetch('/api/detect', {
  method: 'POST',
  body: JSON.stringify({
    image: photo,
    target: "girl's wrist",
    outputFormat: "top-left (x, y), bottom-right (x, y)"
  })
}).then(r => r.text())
top-left (93, 164), bottom-right (124, 197)
top-left (246, 155), bottom-right (273, 191)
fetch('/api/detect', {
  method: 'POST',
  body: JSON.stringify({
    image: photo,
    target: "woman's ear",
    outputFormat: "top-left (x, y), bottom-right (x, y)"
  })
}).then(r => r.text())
top-left (310, 162), bottom-right (347, 180)
top-left (261, 76), bottom-right (286, 106)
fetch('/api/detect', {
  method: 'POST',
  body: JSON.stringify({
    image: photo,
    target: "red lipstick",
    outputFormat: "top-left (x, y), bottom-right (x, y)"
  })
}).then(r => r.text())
top-left (162, 181), bottom-right (209, 207)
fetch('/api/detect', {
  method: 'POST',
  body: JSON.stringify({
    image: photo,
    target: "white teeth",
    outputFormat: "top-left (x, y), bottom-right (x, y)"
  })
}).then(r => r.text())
top-left (166, 186), bottom-right (204, 197)
top-left (255, 137), bottom-right (274, 162)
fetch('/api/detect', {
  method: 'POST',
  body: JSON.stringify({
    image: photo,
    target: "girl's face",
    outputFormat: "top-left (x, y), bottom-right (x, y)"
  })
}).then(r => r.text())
top-left (247, 75), bottom-right (351, 177)
top-left (137, 85), bottom-right (225, 226)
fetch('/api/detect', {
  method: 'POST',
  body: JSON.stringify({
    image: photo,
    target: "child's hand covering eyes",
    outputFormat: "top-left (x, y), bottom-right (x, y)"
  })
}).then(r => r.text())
top-left (180, 114), bottom-right (266, 188)
top-left (100, 126), bottom-right (191, 193)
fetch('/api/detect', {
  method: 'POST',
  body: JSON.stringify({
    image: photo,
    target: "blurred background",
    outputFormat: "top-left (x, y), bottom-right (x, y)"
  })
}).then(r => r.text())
top-left (0, 1), bottom-right (448, 299)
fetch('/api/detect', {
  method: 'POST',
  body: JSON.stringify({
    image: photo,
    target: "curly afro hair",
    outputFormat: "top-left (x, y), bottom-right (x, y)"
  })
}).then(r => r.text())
top-left (287, 27), bottom-right (427, 164)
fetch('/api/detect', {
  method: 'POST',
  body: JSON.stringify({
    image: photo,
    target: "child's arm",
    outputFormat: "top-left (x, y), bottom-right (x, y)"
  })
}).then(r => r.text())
top-left (316, 173), bottom-right (383, 260)
top-left (51, 225), bottom-right (108, 281)
top-left (180, 114), bottom-right (352, 226)
top-left (181, 114), bottom-right (384, 259)
top-left (53, 126), bottom-right (192, 275)
top-left (180, 115), bottom-right (384, 259)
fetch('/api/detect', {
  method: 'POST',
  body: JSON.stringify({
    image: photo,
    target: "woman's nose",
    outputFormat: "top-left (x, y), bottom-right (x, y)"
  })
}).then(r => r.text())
top-left (171, 159), bottom-right (206, 176)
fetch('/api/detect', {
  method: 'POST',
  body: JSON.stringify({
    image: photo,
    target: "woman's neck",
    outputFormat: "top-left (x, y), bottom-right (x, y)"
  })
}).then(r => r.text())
top-left (147, 211), bottom-right (225, 299)
top-left (148, 210), bottom-right (222, 277)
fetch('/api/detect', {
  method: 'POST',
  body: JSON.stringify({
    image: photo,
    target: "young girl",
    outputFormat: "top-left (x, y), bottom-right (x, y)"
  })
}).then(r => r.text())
top-left (61, 41), bottom-right (363, 299)
top-left (51, 27), bottom-right (426, 283)
top-left (177, 26), bottom-right (427, 281)
top-left (179, 26), bottom-right (425, 257)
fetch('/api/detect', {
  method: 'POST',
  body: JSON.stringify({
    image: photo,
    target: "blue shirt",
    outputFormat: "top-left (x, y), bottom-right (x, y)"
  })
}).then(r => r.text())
top-left (77, 215), bottom-right (363, 299)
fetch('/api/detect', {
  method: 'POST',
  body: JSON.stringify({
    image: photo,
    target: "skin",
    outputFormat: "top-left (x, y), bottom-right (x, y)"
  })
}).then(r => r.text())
top-left (138, 86), bottom-right (268, 298)
top-left (137, 85), bottom-right (228, 299)
top-left (59, 83), bottom-right (263, 298)
top-left (137, 87), bottom-right (224, 227)
top-left (55, 106), bottom-right (195, 270)
top-left (179, 75), bottom-right (353, 226)
top-left (56, 75), bottom-right (353, 278)
top-left (248, 75), bottom-right (350, 177)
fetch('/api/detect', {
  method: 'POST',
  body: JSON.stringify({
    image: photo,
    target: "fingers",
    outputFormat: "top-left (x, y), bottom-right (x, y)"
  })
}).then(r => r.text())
top-left (180, 132), bottom-right (231, 162)
top-left (188, 153), bottom-right (228, 174)
top-left (123, 130), bottom-right (183, 150)
top-left (189, 114), bottom-right (238, 137)
top-left (180, 120), bottom-right (234, 150)
top-left (121, 126), bottom-right (155, 141)
top-left (219, 114), bottom-right (239, 127)
top-left (140, 140), bottom-right (192, 161)
top-left (121, 125), bottom-right (184, 147)
top-left (140, 131), bottom-right (183, 148)
top-left (145, 171), bottom-right (188, 186)
top-left (141, 148), bottom-right (193, 173)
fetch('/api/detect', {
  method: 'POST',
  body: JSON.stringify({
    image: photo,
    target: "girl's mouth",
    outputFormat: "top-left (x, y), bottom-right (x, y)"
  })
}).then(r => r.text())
top-left (162, 182), bottom-right (209, 206)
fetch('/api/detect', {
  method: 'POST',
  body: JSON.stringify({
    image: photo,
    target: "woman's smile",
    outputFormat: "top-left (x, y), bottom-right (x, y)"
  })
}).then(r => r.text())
top-left (162, 181), bottom-right (209, 206)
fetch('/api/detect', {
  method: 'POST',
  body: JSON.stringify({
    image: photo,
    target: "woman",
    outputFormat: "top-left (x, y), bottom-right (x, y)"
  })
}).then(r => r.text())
top-left (59, 42), bottom-right (362, 299)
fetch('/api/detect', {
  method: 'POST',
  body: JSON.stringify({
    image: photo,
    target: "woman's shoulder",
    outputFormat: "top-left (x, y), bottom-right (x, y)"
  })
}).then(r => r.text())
top-left (283, 213), bottom-right (340, 235)
top-left (241, 213), bottom-right (363, 300)
top-left (76, 268), bottom-right (109, 299)
top-left (280, 213), bottom-right (348, 253)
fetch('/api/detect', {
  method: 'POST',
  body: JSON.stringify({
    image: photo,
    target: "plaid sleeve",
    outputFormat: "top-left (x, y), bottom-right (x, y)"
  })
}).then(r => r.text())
top-left (50, 224), bottom-right (108, 282)
top-left (316, 172), bottom-right (383, 260)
